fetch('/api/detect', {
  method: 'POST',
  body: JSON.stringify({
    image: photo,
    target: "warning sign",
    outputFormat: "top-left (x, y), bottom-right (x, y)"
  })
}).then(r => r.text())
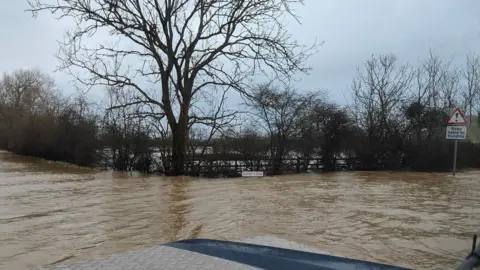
top-left (446, 108), bottom-right (467, 126)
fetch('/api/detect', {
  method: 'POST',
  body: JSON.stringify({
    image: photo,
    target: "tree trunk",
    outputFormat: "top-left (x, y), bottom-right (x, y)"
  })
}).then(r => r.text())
top-left (169, 107), bottom-right (190, 176)
top-left (171, 131), bottom-right (186, 175)
top-left (273, 143), bottom-right (284, 175)
top-left (322, 149), bottom-right (334, 172)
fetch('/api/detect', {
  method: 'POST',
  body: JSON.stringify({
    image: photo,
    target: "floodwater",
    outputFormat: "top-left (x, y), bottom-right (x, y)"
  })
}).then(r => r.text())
top-left (0, 151), bottom-right (478, 270)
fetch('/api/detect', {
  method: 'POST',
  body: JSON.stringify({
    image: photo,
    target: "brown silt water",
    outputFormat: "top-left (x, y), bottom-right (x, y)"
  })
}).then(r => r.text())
top-left (0, 151), bottom-right (478, 269)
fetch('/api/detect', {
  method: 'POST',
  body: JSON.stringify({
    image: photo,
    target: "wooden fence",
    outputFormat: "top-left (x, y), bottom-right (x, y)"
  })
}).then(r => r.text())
top-left (180, 157), bottom-right (363, 177)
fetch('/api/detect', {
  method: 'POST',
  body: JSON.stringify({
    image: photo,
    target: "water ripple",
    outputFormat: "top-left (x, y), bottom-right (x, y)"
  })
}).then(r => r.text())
top-left (0, 151), bottom-right (477, 269)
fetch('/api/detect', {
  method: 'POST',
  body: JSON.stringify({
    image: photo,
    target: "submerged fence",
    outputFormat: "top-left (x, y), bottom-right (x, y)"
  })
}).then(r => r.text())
top-left (180, 156), bottom-right (363, 177)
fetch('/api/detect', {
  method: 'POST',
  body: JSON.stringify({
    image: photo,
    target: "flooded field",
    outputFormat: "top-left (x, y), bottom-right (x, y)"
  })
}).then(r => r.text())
top-left (0, 151), bottom-right (478, 269)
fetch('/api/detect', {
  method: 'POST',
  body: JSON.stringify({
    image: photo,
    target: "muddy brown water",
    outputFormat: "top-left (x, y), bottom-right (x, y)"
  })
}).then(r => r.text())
top-left (0, 150), bottom-right (478, 269)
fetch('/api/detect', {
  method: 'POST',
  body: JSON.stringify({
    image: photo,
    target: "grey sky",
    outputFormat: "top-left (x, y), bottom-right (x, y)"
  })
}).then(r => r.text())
top-left (1, 0), bottom-right (480, 105)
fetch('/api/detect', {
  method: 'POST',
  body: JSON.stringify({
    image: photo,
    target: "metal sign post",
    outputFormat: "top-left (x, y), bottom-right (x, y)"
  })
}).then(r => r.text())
top-left (445, 108), bottom-right (468, 176)
top-left (453, 139), bottom-right (458, 176)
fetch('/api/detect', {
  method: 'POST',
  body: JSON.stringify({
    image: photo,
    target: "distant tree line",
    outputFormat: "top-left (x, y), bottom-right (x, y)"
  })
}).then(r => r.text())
top-left (17, 0), bottom-right (480, 176)
top-left (1, 51), bottom-right (480, 176)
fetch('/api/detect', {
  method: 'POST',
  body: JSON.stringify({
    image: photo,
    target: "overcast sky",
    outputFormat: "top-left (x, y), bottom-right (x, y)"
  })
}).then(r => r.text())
top-left (1, 0), bottom-right (480, 105)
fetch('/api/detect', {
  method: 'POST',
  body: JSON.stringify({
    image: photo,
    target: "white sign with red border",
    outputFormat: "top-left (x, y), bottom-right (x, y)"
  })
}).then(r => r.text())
top-left (446, 107), bottom-right (468, 140)
top-left (446, 108), bottom-right (468, 126)
top-left (446, 107), bottom-right (468, 175)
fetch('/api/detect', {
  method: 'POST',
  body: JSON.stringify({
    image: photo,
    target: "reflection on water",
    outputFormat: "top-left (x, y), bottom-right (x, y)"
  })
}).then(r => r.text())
top-left (0, 150), bottom-right (478, 269)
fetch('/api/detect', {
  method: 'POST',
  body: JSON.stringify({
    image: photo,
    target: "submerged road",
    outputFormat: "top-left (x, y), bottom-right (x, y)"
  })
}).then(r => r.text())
top-left (0, 151), bottom-right (477, 269)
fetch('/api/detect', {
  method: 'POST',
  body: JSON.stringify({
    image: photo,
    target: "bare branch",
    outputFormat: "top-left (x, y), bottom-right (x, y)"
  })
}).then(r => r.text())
top-left (27, 0), bottom-right (320, 175)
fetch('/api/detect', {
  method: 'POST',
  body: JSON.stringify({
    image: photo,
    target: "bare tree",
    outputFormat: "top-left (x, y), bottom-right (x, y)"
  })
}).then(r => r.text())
top-left (305, 101), bottom-right (351, 171)
top-left (403, 52), bottom-right (459, 145)
top-left (102, 86), bottom-right (153, 171)
top-left (351, 54), bottom-right (413, 138)
top-left (415, 50), bottom-right (450, 109)
top-left (28, 0), bottom-right (319, 175)
top-left (187, 85), bottom-right (238, 157)
top-left (410, 51), bottom-right (443, 112)
top-left (462, 53), bottom-right (480, 120)
top-left (244, 84), bottom-right (317, 173)
top-left (438, 65), bottom-right (461, 109)
top-left (0, 69), bottom-right (55, 113)
top-left (0, 69), bottom-right (57, 150)
top-left (350, 54), bottom-right (413, 168)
